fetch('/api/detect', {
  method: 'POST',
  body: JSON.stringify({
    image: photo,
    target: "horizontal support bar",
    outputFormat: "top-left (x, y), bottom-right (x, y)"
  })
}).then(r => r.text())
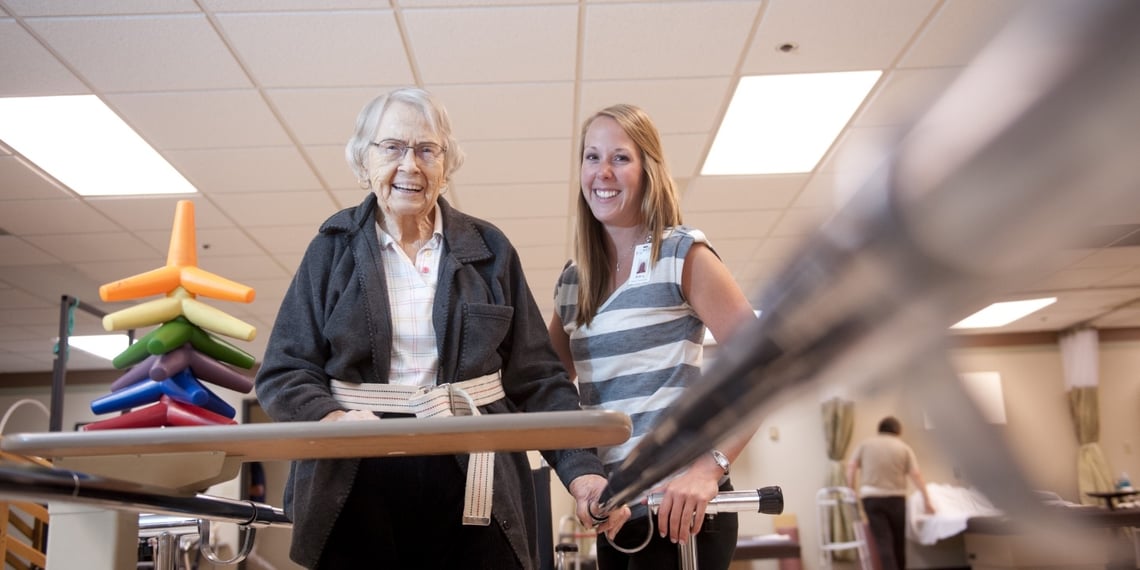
top-left (0, 463), bottom-right (290, 528)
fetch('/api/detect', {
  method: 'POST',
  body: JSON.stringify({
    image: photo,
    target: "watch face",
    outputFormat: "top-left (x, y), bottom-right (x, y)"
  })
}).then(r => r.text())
top-left (712, 450), bottom-right (730, 474)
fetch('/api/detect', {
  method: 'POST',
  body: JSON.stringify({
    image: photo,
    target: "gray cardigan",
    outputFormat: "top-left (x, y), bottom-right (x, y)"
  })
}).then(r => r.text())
top-left (255, 194), bottom-right (604, 568)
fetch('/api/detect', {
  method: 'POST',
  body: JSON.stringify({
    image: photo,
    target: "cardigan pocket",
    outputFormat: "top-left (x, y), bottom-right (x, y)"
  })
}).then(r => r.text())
top-left (458, 302), bottom-right (514, 375)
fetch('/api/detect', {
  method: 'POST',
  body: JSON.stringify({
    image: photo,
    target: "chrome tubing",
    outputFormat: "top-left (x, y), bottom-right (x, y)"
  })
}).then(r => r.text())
top-left (646, 486), bottom-right (784, 516)
top-left (599, 0), bottom-right (1140, 516)
top-left (0, 463), bottom-right (291, 528)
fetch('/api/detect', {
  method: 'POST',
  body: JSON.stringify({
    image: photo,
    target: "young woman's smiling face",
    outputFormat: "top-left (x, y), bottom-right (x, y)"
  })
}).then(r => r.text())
top-left (580, 116), bottom-right (644, 229)
top-left (367, 101), bottom-right (447, 223)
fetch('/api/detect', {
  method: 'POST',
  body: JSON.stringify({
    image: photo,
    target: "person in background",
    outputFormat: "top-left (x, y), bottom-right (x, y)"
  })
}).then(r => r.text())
top-left (548, 103), bottom-right (758, 569)
top-left (847, 416), bottom-right (935, 570)
top-left (255, 87), bottom-right (626, 570)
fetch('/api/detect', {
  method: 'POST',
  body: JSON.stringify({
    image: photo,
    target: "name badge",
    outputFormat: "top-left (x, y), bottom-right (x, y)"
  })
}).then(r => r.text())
top-left (629, 243), bottom-right (652, 285)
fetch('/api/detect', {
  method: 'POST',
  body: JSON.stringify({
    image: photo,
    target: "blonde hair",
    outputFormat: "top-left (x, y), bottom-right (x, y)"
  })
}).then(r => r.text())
top-left (573, 104), bottom-right (682, 327)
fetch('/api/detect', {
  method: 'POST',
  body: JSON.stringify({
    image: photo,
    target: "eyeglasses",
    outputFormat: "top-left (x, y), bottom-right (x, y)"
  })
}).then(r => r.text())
top-left (369, 139), bottom-right (446, 166)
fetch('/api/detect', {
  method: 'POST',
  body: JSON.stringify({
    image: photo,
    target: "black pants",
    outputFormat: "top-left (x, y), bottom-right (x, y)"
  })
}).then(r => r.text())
top-left (317, 455), bottom-right (522, 570)
top-left (861, 496), bottom-right (906, 570)
top-left (596, 481), bottom-right (738, 570)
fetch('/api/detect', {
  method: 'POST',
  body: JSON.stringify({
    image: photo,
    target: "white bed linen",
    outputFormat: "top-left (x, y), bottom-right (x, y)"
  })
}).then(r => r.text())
top-left (907, 483), bottom-right (1003, 545)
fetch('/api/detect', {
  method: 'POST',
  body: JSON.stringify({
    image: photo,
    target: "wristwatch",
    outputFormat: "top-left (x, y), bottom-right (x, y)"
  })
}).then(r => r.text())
top-left (711, 449), bottom-right (730, 476)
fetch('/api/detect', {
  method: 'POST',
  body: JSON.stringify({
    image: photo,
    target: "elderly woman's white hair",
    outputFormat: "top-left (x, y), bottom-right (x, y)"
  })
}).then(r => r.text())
top-left (345, 87), bottom-right (465, 188)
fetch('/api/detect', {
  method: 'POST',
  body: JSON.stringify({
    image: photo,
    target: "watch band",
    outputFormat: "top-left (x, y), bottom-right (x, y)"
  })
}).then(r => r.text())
top-left (711, 449), bottom-right (730, 476)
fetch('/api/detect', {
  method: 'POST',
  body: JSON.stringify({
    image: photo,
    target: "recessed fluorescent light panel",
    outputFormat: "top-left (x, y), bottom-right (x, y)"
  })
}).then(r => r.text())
top-left (702, 71), bottom-right (882, 175)
top-left (0, 95), bottom-right (197, 197)
top-left (67, 334), bottom-right (131, 361)
top-left (951, 297), bottom-right (1057, 329)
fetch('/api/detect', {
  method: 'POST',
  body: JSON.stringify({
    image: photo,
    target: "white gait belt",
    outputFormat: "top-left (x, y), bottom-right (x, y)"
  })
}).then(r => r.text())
top-left (330, 372), bottom-right (505, 526)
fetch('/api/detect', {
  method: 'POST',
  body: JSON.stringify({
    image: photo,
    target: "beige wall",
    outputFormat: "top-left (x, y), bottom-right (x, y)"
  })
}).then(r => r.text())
top-left (2, 336), bottom-right (1137, 570)
top-left (717, 337), bottom-right (1140, 570)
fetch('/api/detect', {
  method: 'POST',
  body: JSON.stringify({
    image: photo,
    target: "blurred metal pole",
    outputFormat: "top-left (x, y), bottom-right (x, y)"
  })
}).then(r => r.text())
top-left (600, 0), bottom-right (1140, 515)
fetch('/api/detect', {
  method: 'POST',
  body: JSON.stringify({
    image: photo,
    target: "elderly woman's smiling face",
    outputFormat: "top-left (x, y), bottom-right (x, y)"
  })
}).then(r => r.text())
top-left (367, 100), bottom-right (447, 224)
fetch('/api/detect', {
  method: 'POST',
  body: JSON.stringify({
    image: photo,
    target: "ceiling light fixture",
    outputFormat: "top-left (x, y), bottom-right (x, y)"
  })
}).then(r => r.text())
top-left (702, 70), bottom-right (882, 175)
top-left (66, 333), bottom-right (132, 361)
top-left (0, 95), bottom-right (197, 197)
top-left (951, 297), bottom-right (1058, 329)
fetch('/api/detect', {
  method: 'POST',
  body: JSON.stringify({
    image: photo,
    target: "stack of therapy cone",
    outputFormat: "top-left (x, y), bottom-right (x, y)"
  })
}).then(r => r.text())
top-left (84, 200), bottom-right (257, 430)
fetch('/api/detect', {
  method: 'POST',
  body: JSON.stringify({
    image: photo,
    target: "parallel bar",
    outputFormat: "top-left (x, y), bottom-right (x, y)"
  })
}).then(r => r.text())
top-left (0, 463), bottom-right (290, 528)
top-left (600, 0), bottom-right (1140, 514)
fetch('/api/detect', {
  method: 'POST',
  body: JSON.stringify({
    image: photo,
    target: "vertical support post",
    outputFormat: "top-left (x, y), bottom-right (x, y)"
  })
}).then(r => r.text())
top-left (678, 538), bottom-right (698, 570)
top-left (50, 295), bottom-right (72, 432)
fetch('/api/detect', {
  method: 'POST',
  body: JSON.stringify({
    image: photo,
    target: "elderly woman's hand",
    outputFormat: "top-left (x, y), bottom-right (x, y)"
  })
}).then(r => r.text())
top-left (320, 410), bottom-right (379, 422)
top-left (568, 474), bottom-right (631, 540)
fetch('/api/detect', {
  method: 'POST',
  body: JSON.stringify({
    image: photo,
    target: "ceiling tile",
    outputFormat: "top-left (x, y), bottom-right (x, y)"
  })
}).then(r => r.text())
top-left (267, 87), bottom-right (392, 146)
top-left (329, 188), bottom-right (368, 211)
top-left (683, 175), bottom-right (806, 213)
top-left (107, 90), bottom-right (292, 150)
top-left (0, 283), bottom-right (55, 309)
top-left (0, 199), bottom-right (118, 236)
top-left (208, 191), bottom-right (340, 227)
top-left (1073, 246), bottom-right (1140, 269)
top-left (770, 207), bottom-right (829, 237)
top-left (200, 0), bottom-right (377, 10)
top-left (2, 0), bottom-right (199, 16)
top-left (796, 172), bottom-right (858, 209)
top-left (26, 14), bottom-right (252, 92)
top-left (0, 264), bottom-right (107, 307)
top-left (492, 217), bottom-right (567, 248)
top-left (24, 232), bottom-right (160, 263)
top-left (897, 0), bottom-right (1030, 68)
top-left (706, 237), bottom-right (760, 265)
top-left (193, 254), bottom-right (290, 281)
top-left (73, 259), bottom-right (162, 287)
top-left (1037, 266), bottom-right (1135, 290)
top-left (744, 0), bottom-right (937, 74)
top-left (245, 225), bottom-right (323, 255)
top-left (0, 306), bottom-right (62, 326)
top-left (401, 0), bottom-right (575, 6)
top-left (751, 235), bottom-right (805, 262)
top-left (517, 244), bottom-right (571, 272)
top-left (165, 147), bottom-right (323, 193)
top-left (582, 2), bottom-right (759, 80)
top-left (578, 78), bottom-right (733, 135)
top-left (85, 197), bottom-right (233, 231)
top-left (406, 5), bottom-right (578, 84)
top-left (306, 145), bottom-right (361, 190)
top-left (0, 156), bottom-right (73, 200)
top-left (0, 238), bottom-right (59, 269)
top-left (457, 183), bottom-right (571, 221)
top-left (684, 210), bottom-right (781, 241)
top-left (453, 139), bottom-right (571, 186)
top-left (661, 133), bottom-right (708, 180)
top-left (429, 83), bottom-right (576, 141)
top-left (0, 20), bottom-right (89, 97)
top-left (131, 227), bottom-right (265, 258)
top-left (1103, 268), bottom-right (1140, 287)
top-left (816, 125), bottom-right (897, 186)
top-left (216, 10), bottom-right (412, 87)
top-left (854, 67), bottom-right (962, 128)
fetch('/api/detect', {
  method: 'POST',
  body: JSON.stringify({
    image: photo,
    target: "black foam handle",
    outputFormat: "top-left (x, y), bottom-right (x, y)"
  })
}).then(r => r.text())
top-left (757, 485), bottom-right (784, 515)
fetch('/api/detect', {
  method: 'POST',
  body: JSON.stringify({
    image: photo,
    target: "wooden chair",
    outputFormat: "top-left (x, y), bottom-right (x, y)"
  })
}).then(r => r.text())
top-left (0, 450), bottom-right (50, 570)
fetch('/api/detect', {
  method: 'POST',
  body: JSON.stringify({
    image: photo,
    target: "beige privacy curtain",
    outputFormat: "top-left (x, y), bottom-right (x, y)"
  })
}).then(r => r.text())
top-left (822, 397), bottom-right (856, 560)
top-left (1060, 328), bottom-right (1114, 504)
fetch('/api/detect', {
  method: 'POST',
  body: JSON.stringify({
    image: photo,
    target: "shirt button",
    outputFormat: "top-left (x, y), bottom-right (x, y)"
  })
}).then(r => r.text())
top-left (500, 519), bottom-right (511, 530)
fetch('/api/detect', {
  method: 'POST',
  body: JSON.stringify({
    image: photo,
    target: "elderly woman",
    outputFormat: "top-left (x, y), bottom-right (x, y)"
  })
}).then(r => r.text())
top-left (255, 87), bottom-right (625, 569)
